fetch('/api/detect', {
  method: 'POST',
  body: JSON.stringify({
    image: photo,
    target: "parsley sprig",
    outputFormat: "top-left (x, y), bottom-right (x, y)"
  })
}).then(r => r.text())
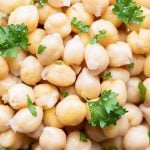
top-left (37, 0), bottom-right (48, 8)
top-left (87, 90), bottom-right (127, 128)
top-left (38, 45), bottom-right (46, 54)
top-left (138, 82), bottom-right (146, 101)
top-left (80, 131), bottom-right (87, 142)
top-left (103, 72), bottom-right (112, 80)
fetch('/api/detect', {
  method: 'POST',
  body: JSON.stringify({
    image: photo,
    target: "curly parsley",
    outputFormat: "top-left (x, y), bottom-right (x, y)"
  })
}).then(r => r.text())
top-left (103, 72), bottom-right (112, 80)
top-left (80, 131), bottom-right (87, 142)
top-left (38, 45), bottom-right (46, 54)
top-left (138, 82), bottom-right (146, 101)
top-left (37, 0), bottom-right (48, 8)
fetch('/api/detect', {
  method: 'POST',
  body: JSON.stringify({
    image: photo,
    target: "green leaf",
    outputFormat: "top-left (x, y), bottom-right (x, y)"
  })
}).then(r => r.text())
top-left (138, 82), bottom-right (146, 101)
top-left (112, 0), bottom-right (145, 25)
top-left (0, 148), bottom-right (11, 150)
top-left (61, 91), bottom-right (68, 98)
top-left (128, 62), bottom-right (134, 69)
top-left (29, 0), bottom-right (34, 4)
top-left (103, 72), bottom-right (112, 80)
top-left (80, 131), bottom-right (87, 142)
top-left (54, 61), bottom-right (63, 65)
top-left (37, 0), bottom-right (48, 8)
top-left (90, 30), bottom-right (107, 44)
top-left (27, 95), bottom-right (37, 117)
top-left (104, 145), bottom-right (118, 150)
top-left (148, 129), bottom-right (150, 144)
top-left (38, 45), bottom-right (46, 54)
top-left (71, 17), bottom-right (90, 33)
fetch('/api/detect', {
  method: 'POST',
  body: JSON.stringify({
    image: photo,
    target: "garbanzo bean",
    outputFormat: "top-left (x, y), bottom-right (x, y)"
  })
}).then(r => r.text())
top-left (144, 55), bottom-right (150, 77)
top-left (47, 0), bottom-right (71, 7)
top-left (134, 0), bottom-right (150, 8)
top-left (78, 33), bottom-right (90, 46)
top-left (91, 142), bottom-right (102, 150)
top-left (143, 78), bottom-right (150, 106)
top-left (0, 57), bottom-right (9, 80)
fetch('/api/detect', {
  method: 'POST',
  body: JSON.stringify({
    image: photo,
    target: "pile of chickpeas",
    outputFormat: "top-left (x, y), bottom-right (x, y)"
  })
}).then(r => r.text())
top-left (0, 0), bottom-right (150, 150)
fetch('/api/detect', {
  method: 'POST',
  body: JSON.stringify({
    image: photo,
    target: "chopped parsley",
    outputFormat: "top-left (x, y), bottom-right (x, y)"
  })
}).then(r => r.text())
top-left (29, 0), bottom-right (34, 4)
top-left (87, 90), bottom-right (127, 128)
top-left (61, 91), bottom-right (69, 98)
top-left (80, 131), bottom-right (87, 142)
top-left (37, 0), bottom-right (48, 8)
top-left (0, 148), bottom-right (11, 150)
top-left (103, 72), bottom-right (112, 80)
top-left (128, 62), bottom-right (134, 69)
top-left (54, 61), bottom-right (63, 65)
top-left (104, 145), bottom-right (118, 150)
top-left (138, 82), bottom-right (146, 101)
top-left (37, 45), bottom-right (46, 54)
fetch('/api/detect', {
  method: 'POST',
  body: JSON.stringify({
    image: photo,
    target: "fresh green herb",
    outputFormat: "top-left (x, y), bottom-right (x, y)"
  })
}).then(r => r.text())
top-left (27, 95), bottom-right (37, 117)
top-left (54, 61), bottom-right (63, 65)
top-left (138, 82), bottom-right (146, 101)
top-left (90, 30), bottom-right (107, 44)
top-left (104, 145), bottom-right (118, 150)
top-left (37, 0), bottom-right (48, 8)
top-left (71, 17), bottom-right (90, 33)
top-left (29, 0), bottom-right (34, 4)
top-left (80, 131), bottom-right (87, 142)
top-left (103, 72), bottom-right (112, 80)
top-left (38, 45), bottom-right (46, 54)
top-left (112, 0), bottom-right (145, 25)
top-left (87, 90), bottom-right (127, 128)
top-left (0, 148), bottom-right (11, 150)
top-left (61, 91), bottom-right (68, 98)
top-left (0, 12), bottom-right (8, 19)
top-left (0, 24), bottom-right (28, 58)
top-left (128, 62), bottom-right (134, 69)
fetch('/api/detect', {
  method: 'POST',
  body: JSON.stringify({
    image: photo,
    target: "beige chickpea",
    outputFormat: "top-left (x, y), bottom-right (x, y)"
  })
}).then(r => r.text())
top-left (44, 12), bottom-right (71, 38)
top-left (0, 57), bottom-right (9, 80)
top-left (28, 29), bottom-right (46, 55)
top-left (144, 55), bottom-right (150, 77)
top-left (107, 42), bottom-right (132, 67)
top-left (42, 61), bottom-right (76, 87)
top-left (101, 80), bottom-right (127, 106)
top-left (71, 0), bottom-right (81, 4)
top-left (110, 0), bottom-right (116, 5)
top-left (146, 145), bottom-right (150, 150)
top-left (9, 106), bottom-right (43, 133)
top-left (48, 0), bottom-right (71, 7)
top-left (143, 78), bottom-right (150, 106)
top-left (40, 127), bottom-right (66, 150)
top-left (72, 65), bottom-right (82, 75)
top-left (91, 142), bottom-right (102, 150)
top-left (123, 125), bottom-right (149, 150)
top-left (8, 5), bottom-right (39, 32)
top-left (134, 0), bottom-right (150, 8)
top-left (101, 6), bottom-right (122, 27)
top-left (127, 77), bottom-right (141, 104)
top-left (34, 84), bottom-right (59, 110)
top-left (141, 7), bottom-right (150, 29)
top-left (65, 131), bottom-right (92, 150)
top-left (85, 44), bottom-right (109, 75)
top-left (0, 105), bottom-right (14, 132)
top-left (102, 116), bottom-right (130, 138)
top-left (36, 33), bottom-right (64, 66)
top-left (43, 107), bottom-right (64, 128)
top-left (2, 83), bottom-right (34, 109)
top-left (63, 35), bottom-right (84, 66)
top-left (56, 95), bottom-right (86, 126)
top-left (6, 50), bottom-right (27, 76)
top-left (78, 33), bottom-right (90, 46)
top-left (0, 74), bottom-right (20, 97)
top-left (75, 68), bottom-right (101, 99)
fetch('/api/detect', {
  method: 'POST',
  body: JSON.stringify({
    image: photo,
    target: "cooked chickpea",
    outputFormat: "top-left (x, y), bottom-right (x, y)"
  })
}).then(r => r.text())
top-left (36, 33), bottom-right (64, 66)
top-left (48, 0), bottom-right (71, 7)
top-left (134, 0), bottom-right (150, 8)
top-left (141, 7), bottom-right (150, 29)
top-left (39, 127), bottom-right (66, 150)
top-left (56, 95), bottom-right (86, 126)
top-left (71, 0), bottom-right (81, 4)
top-left (8, 5), bottom-right (39, 32)
top-left (65, 131), bottom-right (92, 150)
top-left (143, 78), bottom-right (150, 106)
top-left (0, 57), bottom-right (9, 80)
top-left (144, 55), bottom-right (150, 77)
top-left (91, 142), bottom-right (102, 150)
top-left (78, 32), bottom-right (90, 46)
top-left (107, 42), bottom-right (132, 67)
top-left (44, 12), bottom-right (71, 38)
top-left (85, 44), bottom-right (109, 75)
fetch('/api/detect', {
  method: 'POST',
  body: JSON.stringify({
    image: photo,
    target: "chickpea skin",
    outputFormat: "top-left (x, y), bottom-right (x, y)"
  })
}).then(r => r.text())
top-left (0, 57), bottom-right (9, 80)
top-left (47, 0), bottom-right (71, 7)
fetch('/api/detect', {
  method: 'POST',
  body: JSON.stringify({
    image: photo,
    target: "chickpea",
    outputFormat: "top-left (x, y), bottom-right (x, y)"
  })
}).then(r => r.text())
top-left (75, 68), bottom-right (101, 99)
top-left (2, 83), bottom-right (34, 109)
top-left (43, 107), bottom-right (64, 128)
top-left (65, 131), bottom-right (92, 150)
top-left (85, 44), bottom-right (109, 75)
top-left (110, 0), bottom-right (116, 5)
top-left (71, 0), bottom-right (81, 4)
top-left (123, 125), bottom-right (149, 150)
top-left (72, 65), bottom-right (82, 75)
top-left (9, 106), bottom-right (43, 133)
top-left (44, 12), bottom-right (71, 38)
top-left (143, 78), bottom-right (150, 106)
top-left (101, 80), bottom-right (127, 106)
top-left (48, 0), bottom-right (71, 7)
top-left (63, 35), bottom-right (84, 66)
top-left (56, 95), bottom-right (86, 126)
top-left (127, 77), bottom-right (141, 104)
top-left (82, 0), bottom-right (109, 17)
top-left (91, 142), bottom-right (102, 150)
top-left (42, 61), bottom-right (76, 87)
top-left (32, 144), bottom-right (42, 150)
top-left (39, 127), bottom-right (66, 150)
top-left (102, 116), bottom-right (130, 138)
top-left (0, 57), bottom-right (9, 80)
top-left (78, 33), bottom-right (90, 46)
top-left (28, 29), bottom-right (46, 55)
top-left (8, 5), bottom-right (39, 32)
top-left (36, 33), bottom-right (64, 66)
top-left (0, 105), bottom-right (14, 132)
top-left (144, 55), bottom-right (150, 77)
top-left (101, 6), bottom-right (122, 27)
top-left (6, 50), bottom-right (27, 76)
top-left (141, 7), bottom-right (150, 29)
top-left (107, 42), bottom-right (132, 67)
top-left (90, 19), bottom-right (119, 47)
top-left (134, 0), bottom-right (150, 8)
top-left (146, 146), bottom-right (150, 150)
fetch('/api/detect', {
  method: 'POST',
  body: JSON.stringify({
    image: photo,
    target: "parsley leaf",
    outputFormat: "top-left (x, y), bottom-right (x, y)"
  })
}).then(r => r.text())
top-left (87, 90), bottom-right (127, 128)
top-left (112, 0), bottom-right (145, 25)
top-left (128, 62), bottom-right (134, 69)
top-left (71, 17), bottom-right (90, 33)
top-left (138, 82), bottom-right (146, 101)
top-left (27, 95), bottom-right (37, 117)
top-left (90, 30), bottom-right (107, 44)
top-left (61, 91), bottom-right (68, 98)
top-left (38, 45), bottom-right (46, 54)
top-left (80, 131), bottom-right (87, 142)
top-left (0, 24), bottom-right (28, 58)
top-left (37, 0), bottom-right (48, 8)
top-left (103, 72), bottom-right (112, 80)
top-left (104, 145), bottom-right (118, 150)
top-left (54, 61), bottom-right (63, 65)
top-left (30, 0), bottom-right (34, 4)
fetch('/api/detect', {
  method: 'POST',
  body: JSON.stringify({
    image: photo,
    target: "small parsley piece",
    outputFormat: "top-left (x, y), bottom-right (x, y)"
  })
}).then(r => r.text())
top-left (29, 0), bottom-right (34, 4)
top-left (103, 72), bottom-right (112, 80)
top-left (138, 82), bottom-right (146, 101)
top-left (87, 90), bottom-right (127, 128)
top-left (54, 61), bottom-right (63, 65)
top-left (90, 30), bottom-right (107, 44)
top-left (0, 24), bottom-right (28, 58)
top-left (38, 45), bottom-right (46, 54)
top-left (27, 95), bottom-right (37, 117)
top-left (80, 131), bottom-right (87, 142)
top-left (61, 91), bottom-right (68, 98)
top-left (37, 0), bottom-right (48, 8)
top-left (71, 17), bottom-right (90, 33)
top-left (128, 62), bottom-right (134, 69)
top-left (104, 145), bottom-right (118, 150)
top-left (0, 148), bottom-right (11, 150)
top-left (148, 129), bottom-right (150, 144)
top-left (112, 0), bottom-right (145, 26)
